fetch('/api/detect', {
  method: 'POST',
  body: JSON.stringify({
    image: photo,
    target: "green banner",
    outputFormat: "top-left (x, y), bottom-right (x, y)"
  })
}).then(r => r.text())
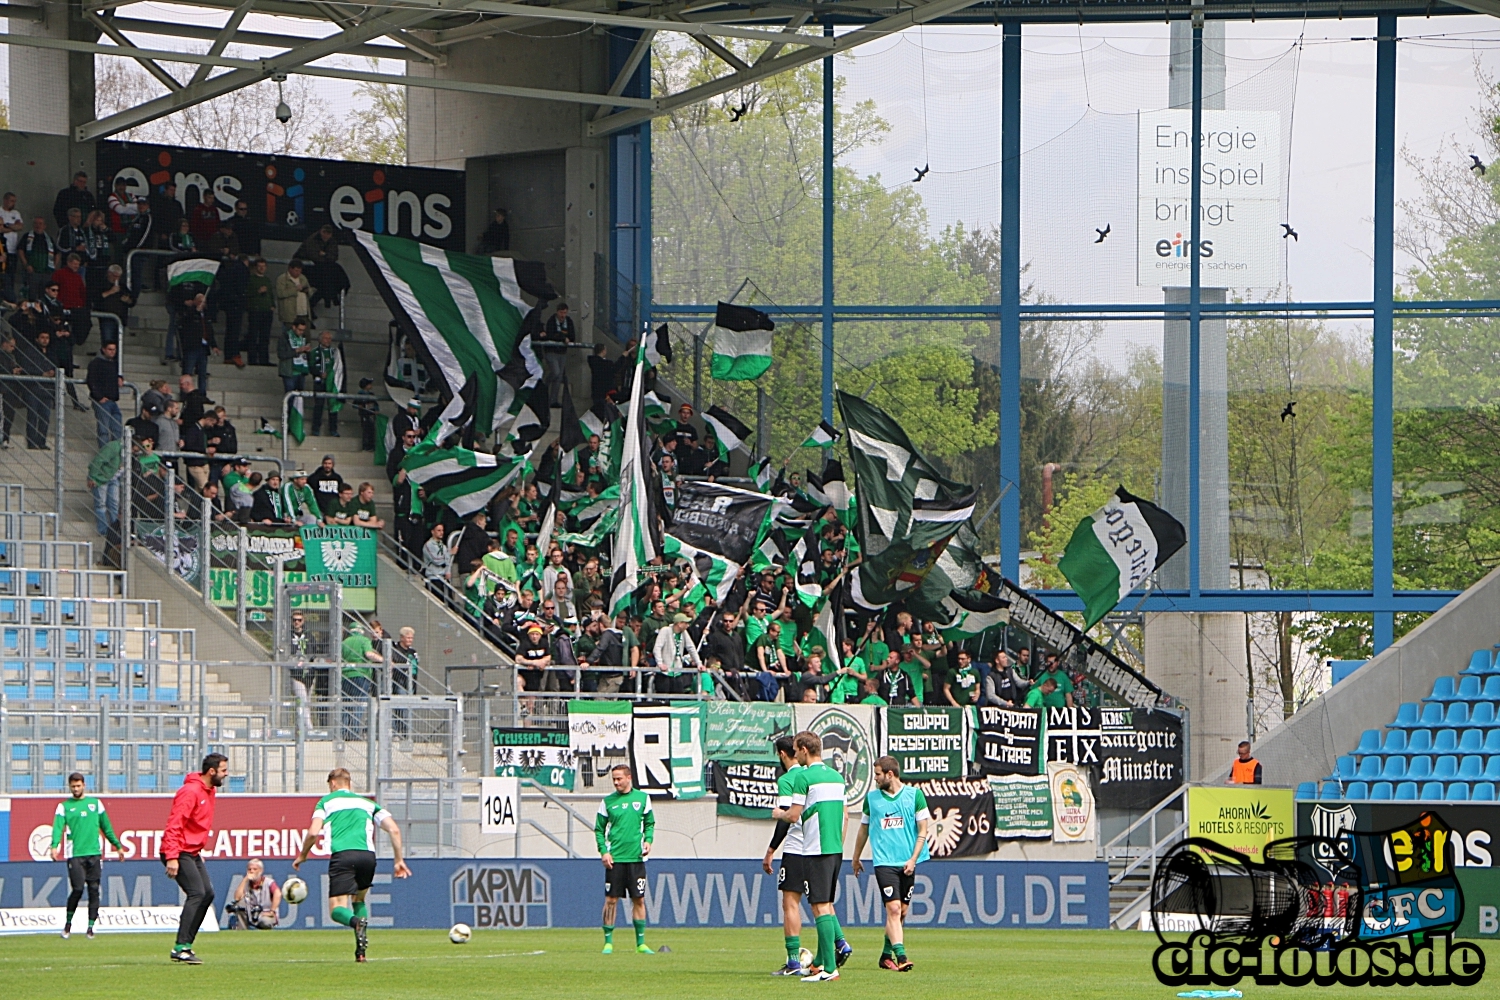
top-left (1457, 867), bottom-right (1500, 939)
top-left (300, 525), bottom-right (378, 588)
top-left (492, 727), bottom-right (575, 790)
top-left (882, 707), bottom-right (966, 779)
top-left (703, 702), bottom-right (791, 763)
top-left (203, 525), bottom-right (376, 611)
top-left (989, 774), bottom-right (1052, 839)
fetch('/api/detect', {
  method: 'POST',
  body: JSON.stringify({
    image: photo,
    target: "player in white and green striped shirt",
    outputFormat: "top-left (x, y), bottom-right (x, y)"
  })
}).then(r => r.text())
top-left (773, 731), bottom-right (852, 982)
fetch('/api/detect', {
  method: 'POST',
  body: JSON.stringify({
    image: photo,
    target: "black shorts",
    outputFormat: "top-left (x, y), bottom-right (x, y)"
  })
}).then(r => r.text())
top-left (777, 854), bottom-right (806, 896)
top-left (802, 853), bottom-right (841, 905)
top-left (605, 861), bottom-right (647, 899)
top-left (67, 855), bottom-right (102, 889)
top-left (874, 866), bottom-right (916, 905)
top-left (328, 849), bottom-right (377, 897)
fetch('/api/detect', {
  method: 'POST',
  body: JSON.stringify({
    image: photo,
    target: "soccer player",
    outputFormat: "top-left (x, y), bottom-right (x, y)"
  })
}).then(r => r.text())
top-left (774, 731), bottom-right (851, 982)
top-left (851, 755), bottom-right (931, 971)
top-left (293, 767), bottom-right (411, 962)
top-left (595, 763), bottom-right (655, 954)
top-left (50, 772), bottom-right (124, 939)
top-left (162, 753), bottom-right (229, 964)
top-left (763, 735), bottom-right (807, 975)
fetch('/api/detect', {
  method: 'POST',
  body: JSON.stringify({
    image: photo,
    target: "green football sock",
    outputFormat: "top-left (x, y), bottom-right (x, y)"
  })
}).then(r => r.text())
top-left (894, 942), bottom-right (907, 960)
top-left (87, 919), bottom-right (95, 929)
top-left (352, 901), bottom-right (369, 920)
top-left (331, 906), bottom-right (354, 927)
top-left (815, 914), bottom-right (838, 972)
top-left (603, 925), bottom-right (614, 944)
top-left (882, 936), bottom-right (893, 958)
top-left (785, 935), bottom-right (801, 963)
top-left (633, 919), bottom-right (646, 947)
top-left (172, 943), bottom-right (188, 953)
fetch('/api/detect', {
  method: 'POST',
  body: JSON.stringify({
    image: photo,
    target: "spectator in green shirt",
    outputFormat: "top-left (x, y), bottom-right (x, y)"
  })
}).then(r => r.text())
top-left (1035, 654), bottom-right (1075, 709)
top-left (828, 638), bottom-right (868, 704)
top-left (340, 628), bottom-right (384, 740)
top-left (1025, 676), bottom-right (1063, 709)
top-left (858, 675), bottom-right (888, 706)
top-left (325, 483), bottom-right (359, 525)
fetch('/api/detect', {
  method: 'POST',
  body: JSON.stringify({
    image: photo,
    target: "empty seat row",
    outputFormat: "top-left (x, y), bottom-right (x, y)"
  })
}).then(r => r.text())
top-left (1422, 674), bottom-right (1500, 704)
top-left (1356, 727), bottom-right (1500, 756)
top-left (1463, 650), bottom-right (1500, 675)
top-left (1391, 701), bottom-right (1500, 729)
top-left (1300, 780), bottom-right (1499, 802)
top-left (0, 597), bottom-right (160, 628)
top-left (1334, 753), bottom-right (1500, 782)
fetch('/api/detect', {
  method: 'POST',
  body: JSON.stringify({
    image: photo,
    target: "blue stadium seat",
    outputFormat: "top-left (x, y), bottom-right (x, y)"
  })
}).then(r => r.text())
top-left (107, 774), bottom-right (125, 792)
top-left (1371, 781), bottom-right (1395, 800)
top-left (1382, 756), bottom-right (1408, 780)
top-left (1394, 781), bottom-right (1419, 801)
top-left (1486, 730), bottom-right (1500, 755)
top-left (1460, 755), bottom-right (1486, 780)
top-left (1383, 729), bottom-right (1409, 754)
top-left (1420, 781), bottom-right (1447, 801)
top-left (1484, 676), bottom-right (1500, 701)
top-left (1460, 729), bottom-right (1485, 754)
top-left (1320, 782), bottom-right (1343, 799)
top-left (137, 774), bottom-right (156, 791)
top-left (1409, 756), bottom-right (1434, 780)
top-left (1474, 783), bottom-right (1497, 802)
top-left (1296, 781), bottom-right (1318, 800)
top-left (1357, 756), bottom-right (1383, 780)
top-left (1444, 704), bottom-right (1471, 728)
top-left (1419, 703), bottom-right (1446, 728)
top-left (1347, 782), bottom-right (1369, 800)
top-left (1449, 782), bottom-right (1471, 801)
top-left (1357, 729), bottom-right (1383, 755)
top-left (1435, 755), bottom-right (1460, 780)
top-left (1468, 703), bottom-right (1496, 729)
top-left (42, 774), bottom-right (64, 791)
top-left (1464, 650), bottom-right (1497, 674)
top-left (1428, 677), bottom-right (1459, 702)
top-left (1407, 729), bottom-right (1434, 754)
top-left (1458, 675), bottom-right (1483, 700)
top-left (1486, 757), bottom-right (1500, 781)
top-left (228, 776), bottom-right (247, 793)
top-left (1393, 703), bottom-right (1421, 728)
top-left (1334, 756), bottom-right (1357, 781)
top-left (1434, 729), bottom-right (1459, 754)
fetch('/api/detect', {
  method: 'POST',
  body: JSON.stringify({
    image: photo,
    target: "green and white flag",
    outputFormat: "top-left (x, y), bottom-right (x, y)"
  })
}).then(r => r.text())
top-left (939, 590), bottom-right (1012, 640)
top-left (801, 420), bottom-right (839, 449)
top-left (287, 395), bottom-right (306, 445)
top-left (749, 457), bottom-right (773, 492)
top-left (1058, 486), bottom-right (1185, 629)
top-left (319, 344), bottom-right (345, 415)
top-left (703, 405), bottom-right (751, 463)
top-left (167, 257), bottom-right (219, 288)
top-left (663, 533), bottom-right (740, 606)
top-left (400, 426), bottom-right (526, 517)
top-left (711, 330), bottom-right (773, 381)
top-left (352, 231), bottom-right (529, 435)
top-left (608, 341), bottom-right (658, 616)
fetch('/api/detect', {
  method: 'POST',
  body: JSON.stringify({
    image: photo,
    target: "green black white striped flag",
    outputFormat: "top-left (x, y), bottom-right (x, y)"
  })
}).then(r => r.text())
top-left (1058, 486), bottom-right (1185, 629)
top-left (663, 533), bottom-right (739, 605)
top-left (711, 331), bottom-right (773, 381)
top-left (400, 426), bottom-right (526, 517)
top-left (353, 231), bottom-right (529, 435)
top-left (801, 420), bottom-right (838, 449)
top-left (608, 341), bottom-right (658, 615)
top-left (703, 405), bottom-right (751, 463)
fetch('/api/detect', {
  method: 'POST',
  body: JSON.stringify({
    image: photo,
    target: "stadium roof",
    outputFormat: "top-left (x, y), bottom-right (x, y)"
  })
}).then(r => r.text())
top-left (0, 0), bottom-right (1485, 141)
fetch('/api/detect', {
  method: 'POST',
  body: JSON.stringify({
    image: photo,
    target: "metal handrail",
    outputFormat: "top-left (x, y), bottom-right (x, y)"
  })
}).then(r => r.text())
top-left (1102, 783), bottom-right (1188, 857)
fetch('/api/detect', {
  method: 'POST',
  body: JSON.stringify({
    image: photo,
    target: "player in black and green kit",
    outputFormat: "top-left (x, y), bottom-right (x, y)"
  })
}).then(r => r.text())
top-left (595, 764), bottom-right (655, 954)
top-left (51, 772), bottom-right (124, 939)
top-left (294, 767), bottom-right (411, 962)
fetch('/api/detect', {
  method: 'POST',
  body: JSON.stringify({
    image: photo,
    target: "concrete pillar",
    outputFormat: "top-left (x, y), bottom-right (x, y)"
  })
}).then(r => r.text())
top-left (8, 0), bottom-right (97, 139)
top-left (1150, 22), bottom-right (1249, 775)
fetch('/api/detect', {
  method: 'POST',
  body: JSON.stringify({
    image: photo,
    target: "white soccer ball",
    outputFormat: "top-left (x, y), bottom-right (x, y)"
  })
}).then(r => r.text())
top-left (798, 947), bottom-right (815, 969)
top-left (282, 876), bottom-right (309, 904)
top-left (449, 923), bottom-right (472, 944)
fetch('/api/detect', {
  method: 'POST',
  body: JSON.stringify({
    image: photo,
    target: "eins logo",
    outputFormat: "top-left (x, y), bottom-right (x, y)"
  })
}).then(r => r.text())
top-left (1155, 232), bottom-right (1215, 258)
top-left (330, 169), bottom-right (452, 240)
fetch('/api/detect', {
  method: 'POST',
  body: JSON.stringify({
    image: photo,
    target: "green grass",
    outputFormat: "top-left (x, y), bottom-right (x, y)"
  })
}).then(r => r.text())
top-left (0, 929), bottom-right (1495, 999)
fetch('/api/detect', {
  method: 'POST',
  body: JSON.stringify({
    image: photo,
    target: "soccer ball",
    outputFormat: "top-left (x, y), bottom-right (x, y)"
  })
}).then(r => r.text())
top-left (449, 923), bottom-right (472, 944)
top-left (798, 947), bottom-right (815, 969)
top-left (282, 877), bottom-right (309, 904)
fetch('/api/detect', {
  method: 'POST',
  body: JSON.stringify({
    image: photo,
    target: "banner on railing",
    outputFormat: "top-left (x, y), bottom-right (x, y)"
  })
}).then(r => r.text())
top-left (1094, 707), bottom-right (1183, 808)
top-left (989, 774), bottom-right (1052, 839)
top-left (206, 525), bottom-right (376, 611)
top-left (703, 702), bottom-right (791, 764)
top-left (631, 703), bottom-right (706, 799)
top-left (882, 707), bottom-right (969, 780)
top-left (567, 701), bottom-right (632, 790)
top-left (492, 728), bottom-right (575, 791)
top-left (0, 858), bottom-right (1110, 930)
top-left (710, 761), bottom-right (779, 819)
top-left (913, 778), bottom-right (998, 858)
top-left (978, 706), bottom-right (1043, 776)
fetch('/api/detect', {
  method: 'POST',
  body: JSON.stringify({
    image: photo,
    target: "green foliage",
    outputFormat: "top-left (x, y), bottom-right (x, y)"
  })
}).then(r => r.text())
top-left (308, 66), bottom-right (407, 164)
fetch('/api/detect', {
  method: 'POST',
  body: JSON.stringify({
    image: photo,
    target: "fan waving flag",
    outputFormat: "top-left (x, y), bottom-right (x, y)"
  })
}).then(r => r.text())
top-left (1058, 486), bottom-right (1186, 629)
top-left (703, 405), bottom-right (751, 462)
top-left (663, 533), bottom-right (740, 606)
top-left (400, 427), bottom-right (527, 517)
top-left (801, 421), bottom-right (839, 448)
top-left (167, 257), bottom-right (220, 288)
top-left (352, 231), bottom-right (533, 435)
top-left (711, 330), bottom-right (773, 381)
top-left (608, 341), bottom-right (660, 616)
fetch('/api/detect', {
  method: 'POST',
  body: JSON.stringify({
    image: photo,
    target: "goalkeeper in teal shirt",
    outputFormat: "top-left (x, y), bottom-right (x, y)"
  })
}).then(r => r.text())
top-left (851, 756), bottom-right (931, 972)
top-left (51, 772), bottom-right (124, 939)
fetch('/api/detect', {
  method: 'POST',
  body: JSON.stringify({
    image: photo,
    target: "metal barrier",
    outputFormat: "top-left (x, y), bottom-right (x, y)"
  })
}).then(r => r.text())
top-left (0, 595), bottom-right (161, 627)
top-left (2, 656), bottom-right (205, 703)
top-left (0, 483), bottom-right (24, 511)
top-left (0, 566), bottom-right (127, 598)
top-left (0, 510), bottom-right (59, 541)
top-left (375, 776), bottom-right (597, 859)
top-left (1101, 784), bottom-right (1188, 929)
top-left (0, 537), bottom-right (94, 570)
top-left (278, 390), bottom-right (390, 464)
top-left (0, 624), bottom-right (195, 659)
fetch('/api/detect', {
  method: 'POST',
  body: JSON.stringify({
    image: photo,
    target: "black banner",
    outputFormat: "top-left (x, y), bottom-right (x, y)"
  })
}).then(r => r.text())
top-left (1045, 706), bottom-right (1101, 769)
top-left (710, 761), bottom-right (780, 819)
top-left (914, 778), bottom-right (997, 858)
top-left (978, 705), bottom-right (1041, 776)
top-left (96, 140), bottom-right (466, 251)
top-left (669, 482), bottom-right (776, 564)
top-left (1095, 707), bottom-right (1184, 808)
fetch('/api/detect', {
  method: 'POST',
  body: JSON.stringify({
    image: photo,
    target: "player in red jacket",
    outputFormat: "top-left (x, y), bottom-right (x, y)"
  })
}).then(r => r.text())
top-left (161, 753), bottom-right (229, 964)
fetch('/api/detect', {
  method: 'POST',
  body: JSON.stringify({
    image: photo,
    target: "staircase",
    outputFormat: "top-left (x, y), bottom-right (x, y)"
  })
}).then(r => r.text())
top-left (1101, 784), bottom-right (1187, 929)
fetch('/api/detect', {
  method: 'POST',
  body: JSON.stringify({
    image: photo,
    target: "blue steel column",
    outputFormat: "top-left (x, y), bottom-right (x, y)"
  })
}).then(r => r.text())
top-left (822, 21), bottom-right (835, 425)
top-left (1188, 20), bottom-right (1203, 598)
top-left (638, 69), bottom-right (653, 337)
top-left (1000, 22), bottom-right (1022, 583)
top-left (1373, 17), bottom-right (1397, 651)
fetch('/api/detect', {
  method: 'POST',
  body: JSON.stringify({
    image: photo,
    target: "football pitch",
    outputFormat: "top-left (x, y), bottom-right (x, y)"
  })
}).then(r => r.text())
top-left (1, 929), bottom-right (1496, 999)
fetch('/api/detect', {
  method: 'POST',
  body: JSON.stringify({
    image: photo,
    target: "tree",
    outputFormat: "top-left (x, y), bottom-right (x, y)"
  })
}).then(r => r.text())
top-left (308, 63), bottom-right (407, 163)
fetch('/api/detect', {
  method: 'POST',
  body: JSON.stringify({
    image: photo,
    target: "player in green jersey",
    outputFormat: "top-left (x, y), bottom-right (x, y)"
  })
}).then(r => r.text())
top-left (294, 767), bottom-right (411, 962)
top-left (763, 735), bottom-right (807, 976)
top-left (51, 772), bottom-right (124, 939)
top-left (852, 756), bottom-right (931, 971)
top-left (594, 764), bottom-right (655, 954)
top-left (774, 731), bottom-right (851, 982)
